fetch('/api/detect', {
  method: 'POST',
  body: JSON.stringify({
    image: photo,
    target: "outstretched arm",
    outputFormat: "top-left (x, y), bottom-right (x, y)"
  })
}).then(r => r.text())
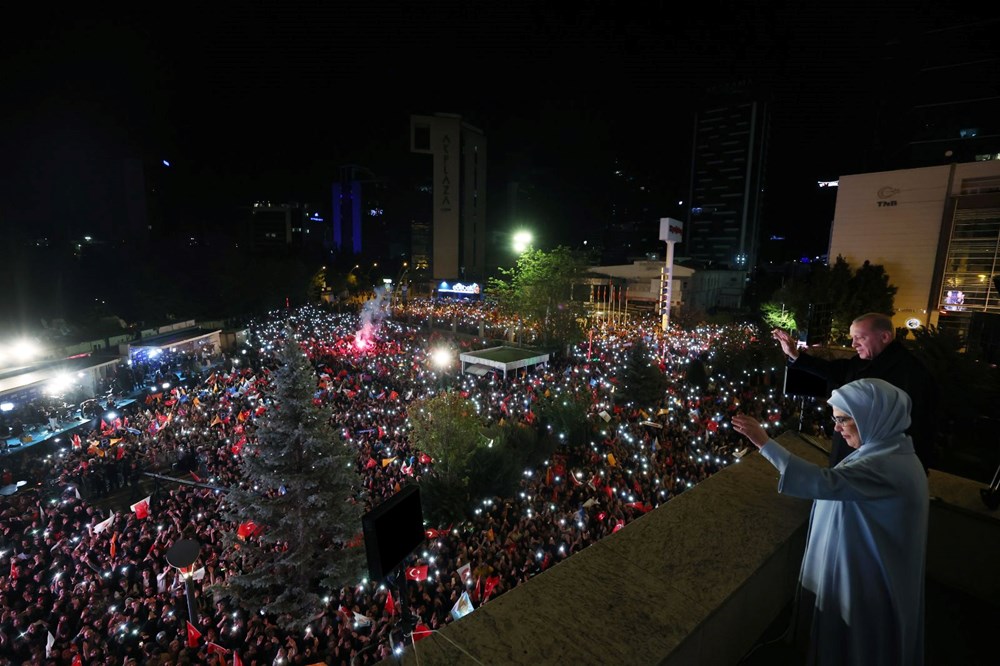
top-left (771, 328), bottom-right (800, 361)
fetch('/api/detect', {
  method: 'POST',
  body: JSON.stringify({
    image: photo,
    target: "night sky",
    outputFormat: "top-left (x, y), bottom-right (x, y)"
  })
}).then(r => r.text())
top-left (0, 2), bottom-right (976, 259)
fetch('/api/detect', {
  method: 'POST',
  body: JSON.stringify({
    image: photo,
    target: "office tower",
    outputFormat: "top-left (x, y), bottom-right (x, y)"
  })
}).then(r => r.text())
top-left (685, 86), bottom-right (769, 272)
top-left (409, 113), bottom-right (487, 282)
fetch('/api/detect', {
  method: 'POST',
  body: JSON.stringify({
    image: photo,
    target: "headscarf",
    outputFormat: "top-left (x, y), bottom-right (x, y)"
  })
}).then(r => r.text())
top-left (827, 378), bottom-right (911, 448)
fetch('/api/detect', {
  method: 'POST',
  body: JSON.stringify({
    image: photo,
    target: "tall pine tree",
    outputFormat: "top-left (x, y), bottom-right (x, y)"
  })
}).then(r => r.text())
top-left (616, 338), bottom-right (669, 411)
top-left (216, 333), bottom-right (363, 631)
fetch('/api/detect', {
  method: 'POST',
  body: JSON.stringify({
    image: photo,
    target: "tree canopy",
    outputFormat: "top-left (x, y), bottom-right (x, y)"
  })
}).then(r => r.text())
top-left (614, 338), bottom-right (669, 411)
top-left (407, 390), bottom-right (489, 523)
top-left (487, 246), bottom-right (589, 349)
top-left (764, 255), bottom-right (897, 343)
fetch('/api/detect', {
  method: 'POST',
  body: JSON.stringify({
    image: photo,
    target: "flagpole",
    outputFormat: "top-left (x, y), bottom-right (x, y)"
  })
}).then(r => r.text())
top-left (396, 563), bottom-right (416, 636)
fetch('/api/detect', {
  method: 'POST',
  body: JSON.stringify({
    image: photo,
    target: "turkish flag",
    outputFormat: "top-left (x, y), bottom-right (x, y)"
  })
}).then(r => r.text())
top-left (130, 496), bottom-right (151, 520)
top-left (71, 655), bottom-right (82, 666)
top-left (627, 501), bottom-right (653, 514)
top-left (413, 623), bottom-right (432, 642)
top-left (418, 453), bottom-right (433, 465)
top-left (405, 565), bottom-right (428, 582)
top-left (237, 521), bottom-right (260, 540)
top-left (207, 642), bottom-right (230, 655)
top-left (385, 591), bottom-right (397, 616)
top-left (483, 575), bottom-right (501, 601)
top-left (186, 621), bottom-right (202, 648)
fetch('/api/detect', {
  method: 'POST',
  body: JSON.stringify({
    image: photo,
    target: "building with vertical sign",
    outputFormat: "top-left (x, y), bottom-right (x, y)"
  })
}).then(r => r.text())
top-left (828, 159), bottom-right (1000, 350)
top-left (409, 113), bottom-right (487, 282)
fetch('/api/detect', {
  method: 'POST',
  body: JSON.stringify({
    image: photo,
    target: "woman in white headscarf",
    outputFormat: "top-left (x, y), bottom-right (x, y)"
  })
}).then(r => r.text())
top-left (732, 378), bottom-right (928, 666)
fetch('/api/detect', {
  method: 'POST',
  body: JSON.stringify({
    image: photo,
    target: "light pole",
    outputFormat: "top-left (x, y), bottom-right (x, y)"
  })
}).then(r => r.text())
top-left (658, 218), bottom-right (683, 333)
top-left (510, 230), bottom-right (534, 344)
top-left (166, 539), bottom-right (202, 624)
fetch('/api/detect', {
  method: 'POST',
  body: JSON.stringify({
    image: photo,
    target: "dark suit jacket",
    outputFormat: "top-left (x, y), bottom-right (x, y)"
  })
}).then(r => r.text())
top-left (791, 340), bottom-right (936, 470)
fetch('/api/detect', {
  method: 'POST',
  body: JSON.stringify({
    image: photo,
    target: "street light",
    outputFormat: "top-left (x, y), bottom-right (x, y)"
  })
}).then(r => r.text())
top-left (431, 348), bottom-right (452, 390)
top-left (431, 348), bottom-right (452, 371)
top-left (512, 230), bottom-right (533, 254)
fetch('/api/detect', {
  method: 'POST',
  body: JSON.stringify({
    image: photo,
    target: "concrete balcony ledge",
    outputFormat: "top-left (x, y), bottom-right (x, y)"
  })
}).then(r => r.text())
top-left (393, 432), bottom-right (1000, 665)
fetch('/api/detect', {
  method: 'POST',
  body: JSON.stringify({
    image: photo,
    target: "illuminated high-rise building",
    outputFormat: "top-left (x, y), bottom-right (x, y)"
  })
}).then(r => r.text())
top-left (684, 85), bottom-right (769, 272)
top-left (409, 113), bottom-right (487, 282)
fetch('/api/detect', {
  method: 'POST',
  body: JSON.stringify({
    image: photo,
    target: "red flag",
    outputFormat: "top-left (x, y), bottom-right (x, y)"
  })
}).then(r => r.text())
top-left (627, 501), bottom-right (653, 514)
top-left (405, 565), bottom-right (428, 582)
top-left (72, 433), bottom-right (82, 449)
top-left (483, 575), bottom-right (501, 601)
top-left (413, 623), bottom-right (432, 642)
top-left (232, 652), bottom-right (243, 666)
top-left (72, 655), bottom-right (82, 666)
top-left (418, 453), bottom-right (433, 465)
top-left (109, 531), bottom-right (117, 559)
top-left (130, 496), bottom-right (151, 520)
top-left (9, 559), bottom-right (17, 579)
top-left (186, 621), bottom-right (202, 648)
top-left (364, 457), bottom-right (377, 470)
top-left (100, 418), bottom-right (108, 431)
top-left (237, 521), bottom-right (260, 540)
top-left (385, 591), bottom-right (397, 616)
top-left (207, 642), bottom-right (231, 656)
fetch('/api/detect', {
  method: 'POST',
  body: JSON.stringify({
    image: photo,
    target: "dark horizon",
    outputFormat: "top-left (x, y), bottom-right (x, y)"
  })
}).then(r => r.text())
top-left (2, 2), bottom-right (996, 331)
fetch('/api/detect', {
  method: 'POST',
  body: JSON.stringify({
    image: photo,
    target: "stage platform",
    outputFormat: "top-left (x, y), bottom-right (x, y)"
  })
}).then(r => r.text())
top-left (2, 397), bottom-right (138, 456)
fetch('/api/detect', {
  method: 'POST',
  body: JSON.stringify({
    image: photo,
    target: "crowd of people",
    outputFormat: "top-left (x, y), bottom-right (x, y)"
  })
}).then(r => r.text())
top-left (0, 302), bottom-right (813, 665)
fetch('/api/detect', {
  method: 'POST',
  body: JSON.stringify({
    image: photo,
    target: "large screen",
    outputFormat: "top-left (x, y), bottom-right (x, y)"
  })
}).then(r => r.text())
top-left (361, 485), bottom-right (426, 582)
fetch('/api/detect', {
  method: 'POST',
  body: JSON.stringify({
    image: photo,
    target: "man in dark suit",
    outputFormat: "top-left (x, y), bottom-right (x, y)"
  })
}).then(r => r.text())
top-left (774, 312), bottom-right (936, 471)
